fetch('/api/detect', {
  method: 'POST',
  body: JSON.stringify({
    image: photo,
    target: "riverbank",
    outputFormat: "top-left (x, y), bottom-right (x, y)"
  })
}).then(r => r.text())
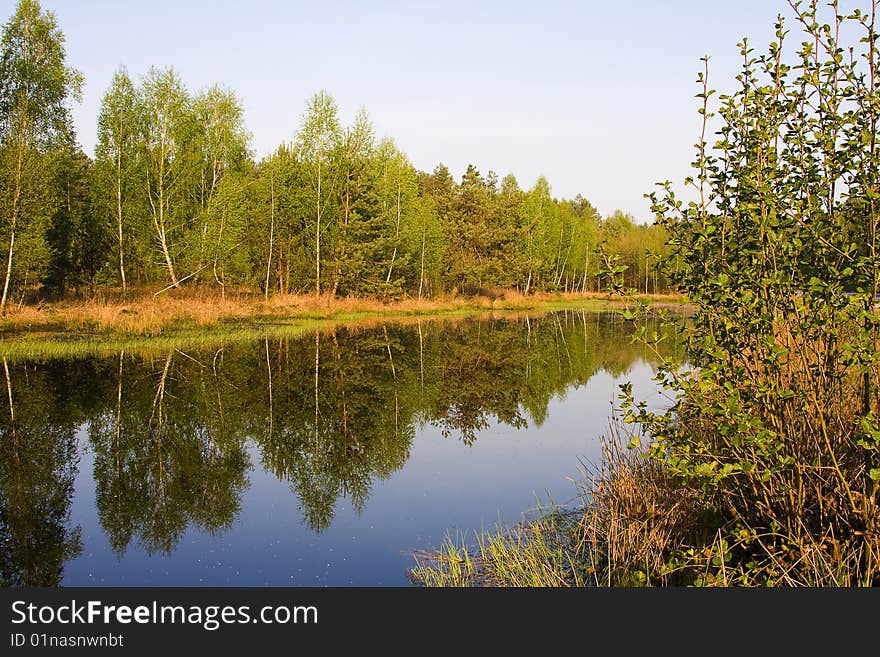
top-left (0, 289), bottom-right (687, 360)
top-left (410, 405), bottom-right (880, 588)
top-left (408, 436), bottom-right (686, 587)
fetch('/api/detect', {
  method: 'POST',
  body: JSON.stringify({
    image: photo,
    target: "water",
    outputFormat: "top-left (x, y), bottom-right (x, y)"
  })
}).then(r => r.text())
top-left (0, 311), bottom-right (673, 586)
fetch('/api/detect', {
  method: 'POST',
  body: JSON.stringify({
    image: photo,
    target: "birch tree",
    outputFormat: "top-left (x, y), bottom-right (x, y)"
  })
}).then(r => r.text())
top-left (332, 107), bottom-right (374, 296)
top-left (521, 177), bottom-right (552, 294)
top-left (95, 68), bottom-right (139, 294)
top-left (412, 195), bottom-right (442, 299)
top-left (376, 138), bottom-right (418, 289)
top-left (190, 85), bottom-right (250, 277)
top-left (0, 0), bottom-right (81, 313)
top-left (140, 67), bottom-right (192, 288)
top-left (295, 90), bottom-right (340, 295)
top-left (193, 85), bottom-right (249, 209)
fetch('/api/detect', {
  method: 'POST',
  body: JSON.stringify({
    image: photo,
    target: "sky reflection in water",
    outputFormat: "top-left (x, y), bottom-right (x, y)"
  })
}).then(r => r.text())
top-left (0, 311), bottom-right (675, 586)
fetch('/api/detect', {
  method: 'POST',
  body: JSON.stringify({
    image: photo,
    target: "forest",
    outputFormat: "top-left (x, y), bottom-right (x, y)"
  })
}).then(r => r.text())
top-left (5, 0), bottom-right (880, 591)
top-left (0, 0), bottom-right (667, 315)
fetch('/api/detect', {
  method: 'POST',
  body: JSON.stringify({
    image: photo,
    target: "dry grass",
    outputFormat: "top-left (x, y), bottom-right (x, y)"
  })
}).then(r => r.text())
top-left (411, 415), bottom-right (880, 587)
top-left (409, 428), bottom-right (712, 588)
top-left (0, 290), bottom-right (642, 362)
top-left (4, 287), bottom-right (261, 335)
top-left (577, 436), bottom-right (713, 586)
top-left (0, 285), bottom-right (686, 336)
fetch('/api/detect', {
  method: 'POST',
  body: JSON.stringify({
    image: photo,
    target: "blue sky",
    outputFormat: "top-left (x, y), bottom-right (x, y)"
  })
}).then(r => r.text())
top-left (2, 1), bottom-right (789, 219)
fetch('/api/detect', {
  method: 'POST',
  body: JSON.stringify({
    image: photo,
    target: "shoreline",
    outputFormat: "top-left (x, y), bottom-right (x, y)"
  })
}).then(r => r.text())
top-left (0, 290), bottom-right (688, 360)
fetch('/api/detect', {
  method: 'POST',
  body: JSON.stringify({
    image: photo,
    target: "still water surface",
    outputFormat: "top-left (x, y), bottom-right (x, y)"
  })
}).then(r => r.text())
top-left (1, 311), bottom-right (670, 586)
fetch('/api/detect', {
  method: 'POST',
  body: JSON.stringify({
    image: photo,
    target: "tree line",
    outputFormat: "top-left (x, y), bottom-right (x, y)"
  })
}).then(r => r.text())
top-left (0, 0), bottom-right (668, 314)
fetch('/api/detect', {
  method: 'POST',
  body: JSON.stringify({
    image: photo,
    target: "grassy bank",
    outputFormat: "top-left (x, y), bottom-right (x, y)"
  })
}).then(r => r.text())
top-left (0, 288), bottom-right (687, 360)
top-left (411, 418), bottom-right (880, 588)
top-left (409, 436), bottom-right (704, 588)
top-left (419, 6), bottom-right (880, 589)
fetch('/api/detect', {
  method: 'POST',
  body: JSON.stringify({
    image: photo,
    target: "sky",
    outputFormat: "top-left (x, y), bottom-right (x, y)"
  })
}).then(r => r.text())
top-left (0, 0), bottom-right (790, 220)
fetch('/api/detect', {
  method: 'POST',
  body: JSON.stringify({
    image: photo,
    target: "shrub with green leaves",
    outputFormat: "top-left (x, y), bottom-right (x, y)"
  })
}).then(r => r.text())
top-left (634, 0), bottom-right (880, 585)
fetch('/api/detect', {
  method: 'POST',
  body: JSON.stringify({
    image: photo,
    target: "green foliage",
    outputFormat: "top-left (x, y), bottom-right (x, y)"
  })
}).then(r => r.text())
top-left (140, 66), bottom-right (195, 286)
top-left (0, 0), bottom-right (81, 311)
top-left (0, 1), bottom-right (673, 306)
top-left (93, 67), bottom-right (143, 292)
top-left (634, 2), bottom-right (880, 585)
top-left (200, 170), bottom-right (254, 291)
top-left (0, 0), bottom-right (81, 144)
top-left (296, 90), bottom-right (341, 295)
top-left (45, 143), bottom-right (102, 295)
top-left (0, 361), bottom-right (82, 585)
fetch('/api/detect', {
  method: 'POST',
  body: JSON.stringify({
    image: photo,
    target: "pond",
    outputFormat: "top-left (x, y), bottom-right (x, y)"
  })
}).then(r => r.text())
top-left (0, 310), bottom-right (674, 586)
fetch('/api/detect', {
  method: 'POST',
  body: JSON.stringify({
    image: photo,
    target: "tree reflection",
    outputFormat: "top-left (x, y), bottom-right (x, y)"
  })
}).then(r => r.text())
top-left (0, 361), bottom-right (83, 586)
top-left (250, 328), bottom-right (415, 531)
top-left (88, 349), bottom-right (250, 555)
top-left (0, 311), bottom-right (679, 581)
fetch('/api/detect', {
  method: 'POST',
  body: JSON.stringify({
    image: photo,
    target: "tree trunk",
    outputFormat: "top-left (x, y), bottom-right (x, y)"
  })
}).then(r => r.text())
top-left (4, 359), bottom-right (14, 428)
top-left (1, 230), bottom-right (17, 317)
top-left (417, 320), bottom-right (424, 388)
top-left (314, 333), bottom-right (320, 446)
top-left (265, 339), bottom-right (274, 442)
top-left (332, 168), bottom-right (350, 297)
top-left (116, 149), bottom-right (127, 295)
top-left (316, 157), bottom-right (321, 295)
top-left (1, 126), bottom-right (26, 316)
top-left (418, 223), bottom-right (426, 301)
top-left (153, 141), bottom-right (178, 287)
top-left (581, 250), bottom-right (590, 293)
top-left (556, 225), bottom-right (574, 288)
top-left (115, 351), bottom-right (124, 473)
top-left (213, 208), bottom-right (226, 300)
top-left (386, 181), bottom-right (402, 284)
top-left (332, 332), bottom-right (349, 439)
top-left (155, 209), bottom-right (178, 286)
top-left (265, 178), bottom-right (274, 300)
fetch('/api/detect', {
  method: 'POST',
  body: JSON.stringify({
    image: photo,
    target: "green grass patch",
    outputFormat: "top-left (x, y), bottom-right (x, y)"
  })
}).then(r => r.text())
top-left (409, 503), bottom-right (591, 587)
top-left (0, 319), bottom-right (335, 361)
top-left (0, 295), bottom-right (667, 361)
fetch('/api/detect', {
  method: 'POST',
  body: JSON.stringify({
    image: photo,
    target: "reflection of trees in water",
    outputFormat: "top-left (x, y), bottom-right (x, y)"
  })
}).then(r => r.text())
top-left (0, 311), bottom-right (679, 581)
top-left (88, 349), bottom-right (250, 555)
top-left (0, 361), bottom-right (84, 586)
top-left (252, 329), bottom-right (414, 532)
top-left (419, 311), bottom-right (670, 443)
top-left (246, 312), bottom-right (673, 524)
